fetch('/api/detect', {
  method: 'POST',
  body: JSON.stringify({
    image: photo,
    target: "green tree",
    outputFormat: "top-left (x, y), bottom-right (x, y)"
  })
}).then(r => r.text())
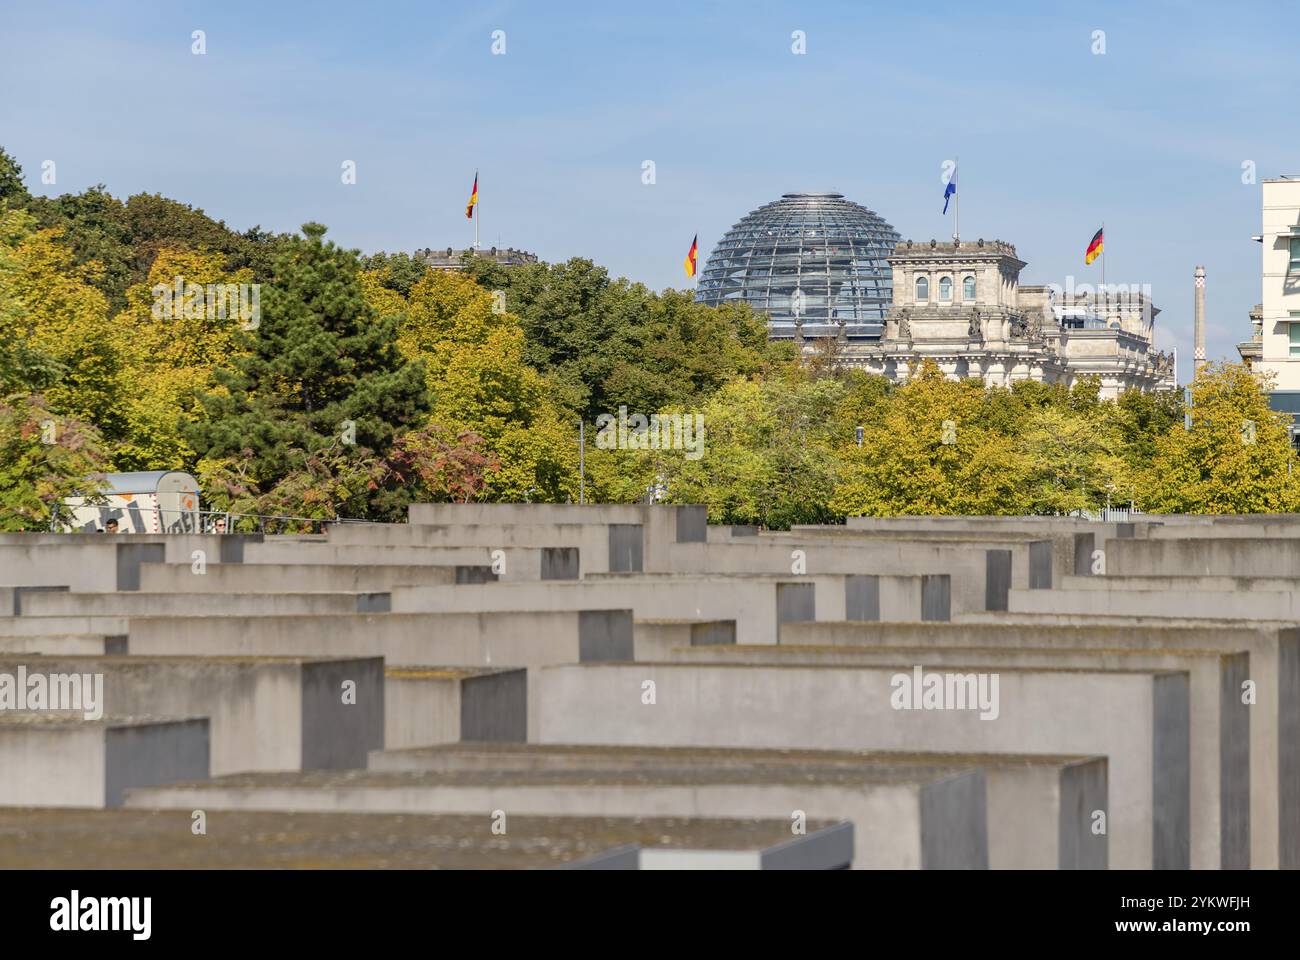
top-left (188, 223), bottom-right (431, 516)
top-left (649, 373), bottom-right (844, 527)
top-left (830, 361), bottom-right (1032, 517)
top-left (0, 395), bottom-right (109, 531)
top-left (463, 255), bottom-right (779, 422)
top-left (0, 147), bottom-right (29, 206)
top-left (0, 208), bottom-right (127, 441)
top-left (1018, 405), bottom-right (1125, 515)
top-left (1140, 362), bottom-right (1300, 513)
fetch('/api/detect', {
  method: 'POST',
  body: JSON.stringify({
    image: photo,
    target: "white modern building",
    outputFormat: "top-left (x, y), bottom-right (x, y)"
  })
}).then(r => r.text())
top-left (1243, 177), bottom-right (1300, 426)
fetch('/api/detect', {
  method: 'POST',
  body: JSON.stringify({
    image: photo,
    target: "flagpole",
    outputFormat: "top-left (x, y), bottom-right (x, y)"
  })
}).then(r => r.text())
top-left (475, 192), bottom-right (480, 251)
top-left (1100, 221), bottom-right (1105, 317)
top-left (953, 156), bottom-right (959, 243)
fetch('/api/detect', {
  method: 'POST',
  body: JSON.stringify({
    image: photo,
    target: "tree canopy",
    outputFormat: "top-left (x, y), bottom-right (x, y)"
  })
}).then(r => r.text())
top-left (3, 145), bottom-right (1295, 528)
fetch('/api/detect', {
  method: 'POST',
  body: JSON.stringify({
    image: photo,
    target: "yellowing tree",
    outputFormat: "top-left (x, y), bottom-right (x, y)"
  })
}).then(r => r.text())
top-left (0, 209), bottom-right (125, 439)
top-left (1140, 362), bottom-right (1300, 513)
top-left (112, 249), bottom-right (251, 468)
top-left (830, 361), bottom-right (1031, 516)
top-left (389, 268), bottom-right (579, 502)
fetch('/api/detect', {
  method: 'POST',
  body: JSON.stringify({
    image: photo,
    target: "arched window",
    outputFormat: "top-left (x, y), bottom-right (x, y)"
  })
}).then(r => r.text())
top-left (915, 276), bottom-right (929, 301)
top-left (938, 276), bottom-right (953, 301)
top-left (962, 275), bottom-right (976, 300)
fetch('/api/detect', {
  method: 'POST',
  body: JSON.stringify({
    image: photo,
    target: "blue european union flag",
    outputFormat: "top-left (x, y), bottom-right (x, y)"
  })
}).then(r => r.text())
top-left (943, 164), bottom-right (958, 215)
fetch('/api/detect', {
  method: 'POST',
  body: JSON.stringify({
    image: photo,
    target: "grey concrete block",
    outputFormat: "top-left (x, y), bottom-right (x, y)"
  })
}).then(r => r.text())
top-left (675, 506), bottom-right (708, 543)
top-left (115, 543), bottom-right (165, 591)
top-left (0, 716), bottom-right (209, 808)
top-left (1059, 758), bottom-right (1108, 870)
top-left (920, 769), bottom-right (988, 869)
top-left (455, 565), bottom-right (498, 584)
top-left (579, 610), bottom-right (635, 662)
top-left (461, 669), bottom-right (527, 742)
top-left (1221, 651), bottom-right (1251, 870)
top-left (1073, 533), bottom-right (1095, 576)
top-left (760, 822), bottom-right (855, 870)
top-left (1029, 540), bottom-right (1052, 589)
top-left (356, 592), bottom-right (391, 613)
top-left (105, 718), bottom-right (211, 807)
top-left (1282, 630), bottom-right (1300, 869)
top-left (921, 575), bottom-right (950, 622)
top-left (775, 582), bottom-right (815, 642)
top-left (541, 547), bottom-right (580, 580)
top-left (691, 621), bottom-right (737, 646)
top-left (608, 524), bottom-right (644, 572)
top-left (301, 657), bottom-right (385, 770)
top-left (845, 575), bottom-right (880, 622)
top-left (985, 550), bottom-right (1011, 612)
top-left (0, 586), bottom-right (69, 616)
top-left (1152, 672), bottom-right (1191, 869)
top-left (218, 534), bottom-right (262, 563)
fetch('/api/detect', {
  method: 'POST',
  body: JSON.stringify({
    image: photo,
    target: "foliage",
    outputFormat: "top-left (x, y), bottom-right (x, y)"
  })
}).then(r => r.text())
top-left (0, 395), bottom-right (109, 531)
top-left (187, 222), bottom-right (431, 501)
top-left (4, 144), bottom-right (1295, 526)
top-left (1139, 362), bottom-right (1300, 513)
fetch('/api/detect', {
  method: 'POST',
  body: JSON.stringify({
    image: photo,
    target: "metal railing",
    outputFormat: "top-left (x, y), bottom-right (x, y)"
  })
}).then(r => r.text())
top-left (51, 504), bottom-right (386, 535)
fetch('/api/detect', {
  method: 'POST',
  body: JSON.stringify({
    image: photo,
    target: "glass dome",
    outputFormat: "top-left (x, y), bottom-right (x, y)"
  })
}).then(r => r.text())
top-left (694, 192), bottom-right (900, 340)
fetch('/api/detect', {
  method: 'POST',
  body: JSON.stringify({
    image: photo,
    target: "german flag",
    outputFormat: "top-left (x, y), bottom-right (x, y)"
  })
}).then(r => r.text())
top-left (466, 172), bottom-right (478, 220)
top-left (1084, 226), bottom-right (1104, 265)
top-left (683, 234), bottom-right (698, 278)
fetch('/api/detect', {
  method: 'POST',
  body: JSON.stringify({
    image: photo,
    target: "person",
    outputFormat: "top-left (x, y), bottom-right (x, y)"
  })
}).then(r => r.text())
top-left (213, 517), bottom-right (227, 534)
top-left (104, 518), bottom-right (119, 534)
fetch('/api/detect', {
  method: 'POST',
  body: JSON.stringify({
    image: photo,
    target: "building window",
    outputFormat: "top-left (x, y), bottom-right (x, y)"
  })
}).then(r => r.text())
top-left (915, 276), bottom-right (929, 301)
top-left (1290, 323), bottom-right (1300, 356)
top-left (1290, 238), bottom-right (1300, 276)
top-left (962, 275), bottom-right (976, 300)
top-left (938, 276), bottom-right (953, 301)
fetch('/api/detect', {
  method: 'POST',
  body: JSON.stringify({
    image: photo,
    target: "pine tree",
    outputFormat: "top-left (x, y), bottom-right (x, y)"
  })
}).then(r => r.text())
top-left (188, 223), bottom-right (430, 498)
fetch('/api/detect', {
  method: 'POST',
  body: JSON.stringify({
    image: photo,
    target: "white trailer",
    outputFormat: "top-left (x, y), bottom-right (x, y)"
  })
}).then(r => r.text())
top-left (62, 471), bottom-right (202, 534)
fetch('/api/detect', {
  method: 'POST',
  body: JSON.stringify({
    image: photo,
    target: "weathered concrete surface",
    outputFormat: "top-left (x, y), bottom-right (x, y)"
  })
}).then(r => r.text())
top-left (0, 541), bottom-right (164, 591)
top-left (125, 763), bottom-right (982, 869)
top-left (0, 616), bottom-right (128, 638)
top-left (406, 503), bottom-right (707, 574)
top-left (633, 620), bottom-right (736, 660)
top-left (535, 661), bottom-right (1186, 869)
top-left (0, 634), bottom-right (125, 656)
top-left (123, 609), bottom-right (631, 740)
top-left (0, 807), bottom-right (847, 869)
top-left (387, 576), bottom-right (851, 645)
top-left (1010, 584), bottom-right (1300, 620)
top-left (138, 562), bottom-right (480, 594)
top-left (383, 666), bottom-right (526, 748)
top-left (17, 590), bottom-right (386, 618)
top-left (1107, 537), bottom-right (1300, 578)
top-left (656, 538), bottom-right (1047, 616)
top-left (240, 541), bottom-right (567, 580)
top-left (930, 614), bottom-right (1299, 870)
top-left (325, 522), bottom-right (622, 573)
top-left (668, 640), bottom-right (1245, 869)
top-left (0, 715), bottom-right (209, 807)
top-left (0, 655), bottom-right (382, 776)
top-left (361, 741), bottom-right (1106, 868)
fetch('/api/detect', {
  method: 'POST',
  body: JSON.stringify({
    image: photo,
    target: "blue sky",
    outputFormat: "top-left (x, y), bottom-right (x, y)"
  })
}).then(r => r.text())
top-left (1, 0), bottom-right (1294, 381)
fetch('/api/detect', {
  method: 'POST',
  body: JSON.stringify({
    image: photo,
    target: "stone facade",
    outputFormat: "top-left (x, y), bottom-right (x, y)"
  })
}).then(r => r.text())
top-left (416, 246), bottom-right (538, 271)
top-left (808, 239), bottom-right (1174, 399)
